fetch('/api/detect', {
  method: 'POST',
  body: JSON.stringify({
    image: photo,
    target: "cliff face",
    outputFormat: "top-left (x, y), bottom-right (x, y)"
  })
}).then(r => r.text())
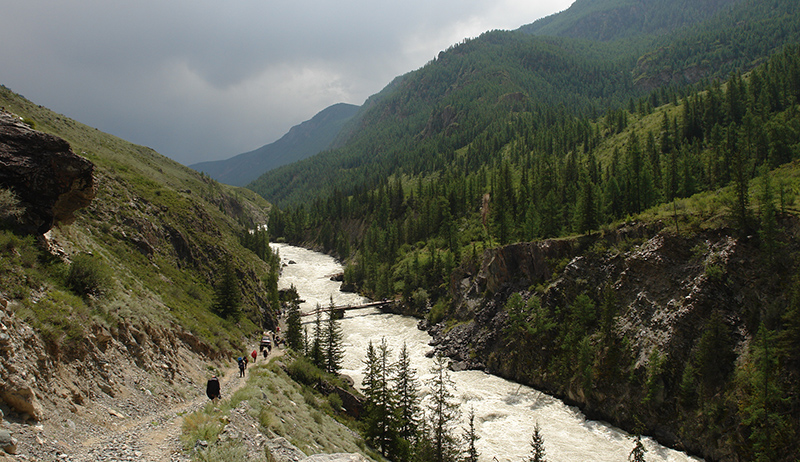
top-left (0, 111), bottom-right (95, 234)
top-left (430, 220), bottom-right (798, 461)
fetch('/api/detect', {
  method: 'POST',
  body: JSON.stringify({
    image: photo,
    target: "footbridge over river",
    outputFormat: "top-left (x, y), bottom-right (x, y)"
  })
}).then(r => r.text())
top-left (301, 300), bottom-right (396, 318)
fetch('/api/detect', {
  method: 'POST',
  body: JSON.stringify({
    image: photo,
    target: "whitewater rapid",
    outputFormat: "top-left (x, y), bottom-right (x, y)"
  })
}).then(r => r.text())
top-left (271, 243), bottom-right (701, 462)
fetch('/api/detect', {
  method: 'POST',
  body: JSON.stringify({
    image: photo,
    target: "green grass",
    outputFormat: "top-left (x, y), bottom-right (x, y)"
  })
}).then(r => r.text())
top-left (181, 357), bottom-right (375, 461)
top-left (0, 85), bottom-right (277, 359)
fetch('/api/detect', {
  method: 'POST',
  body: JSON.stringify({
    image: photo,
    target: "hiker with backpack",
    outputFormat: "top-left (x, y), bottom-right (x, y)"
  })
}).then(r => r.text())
top-left (237, 357), bottom-right (245, 377)
top-left (206, 376), bottom-right (220, 402)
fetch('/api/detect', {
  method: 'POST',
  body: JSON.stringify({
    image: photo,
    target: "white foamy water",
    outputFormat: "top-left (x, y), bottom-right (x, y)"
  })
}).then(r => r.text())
top-left (272, 243), bottom-right (702, 462)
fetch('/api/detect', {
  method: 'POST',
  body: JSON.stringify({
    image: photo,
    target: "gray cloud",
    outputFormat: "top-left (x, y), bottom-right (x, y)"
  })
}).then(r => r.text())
top-left (0, 0), bottom-right (573, 165)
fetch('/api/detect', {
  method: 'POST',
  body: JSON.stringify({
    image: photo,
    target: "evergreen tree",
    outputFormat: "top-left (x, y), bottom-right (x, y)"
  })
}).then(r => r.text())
top-left (212, 259), bottom-right (242, 319)
top-left (412, 411), bottom-right (436, 462)
top-left (324, 305), bottom-right (345, 374)
top-left (362, 339), bottom-right (398, 456)
top-left (528, 422), bottom-right (546, 462)
top-left (426, 354), bottom-right (461, 462)
top-left (779, 284), bottom-right (800, 372)
top-left (285, 300), bottom-right (303, 351)
top-left (728, 124), bottom-right (751, 233)
top-left (310, 308), bottom-right (325, 368)
top-left (462, 406), bottom-right (479, 462)
top-left (394, 342), bottom-right (421, 461)
top-left (739, 324), bottom-right (788, 461)
top-left (575, 177), bottom-right (598, 234)
top-left (629, 434), bottom-right (647, 462)
top-left (691, 311), bottom-right (736, 398)
top-left (625, 132), bottom-right (643, 214)
top-left (758, 166), bottom-right (778, 264)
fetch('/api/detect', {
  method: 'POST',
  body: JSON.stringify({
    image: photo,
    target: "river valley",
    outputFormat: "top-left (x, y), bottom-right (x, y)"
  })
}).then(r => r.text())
top-left (271, 243), bottom-right (702, 462)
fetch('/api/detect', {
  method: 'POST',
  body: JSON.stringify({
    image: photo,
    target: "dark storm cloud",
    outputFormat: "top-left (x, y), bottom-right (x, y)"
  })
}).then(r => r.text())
top-left (0, 0), bottom-right (573, 165)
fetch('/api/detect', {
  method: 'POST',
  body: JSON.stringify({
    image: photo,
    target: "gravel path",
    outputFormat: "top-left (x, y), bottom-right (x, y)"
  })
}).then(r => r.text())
top-left (21, 345), bottom-right (284, 462)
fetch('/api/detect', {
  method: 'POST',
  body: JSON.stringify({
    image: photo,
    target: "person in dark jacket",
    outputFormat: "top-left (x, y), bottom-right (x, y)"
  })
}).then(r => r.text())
top-left (206, 376), bottom-right (220, 402)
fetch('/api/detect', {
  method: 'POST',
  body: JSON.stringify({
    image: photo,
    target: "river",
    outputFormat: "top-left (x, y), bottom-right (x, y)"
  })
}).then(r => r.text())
top-left (271, 243), bottom-right (701, 462)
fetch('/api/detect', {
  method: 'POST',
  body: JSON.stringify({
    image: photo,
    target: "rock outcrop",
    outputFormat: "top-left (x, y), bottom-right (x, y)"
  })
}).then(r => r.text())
top-left (429, 221), bottom-right (793, 461)
top-left (0, 111), bottom-right (95, 234)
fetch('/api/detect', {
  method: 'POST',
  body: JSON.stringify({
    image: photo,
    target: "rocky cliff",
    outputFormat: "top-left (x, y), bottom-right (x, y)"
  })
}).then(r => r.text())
top-left (0, 111), bottom-right (95, 234)
top-left (427, 219), bottom-right (800, 461)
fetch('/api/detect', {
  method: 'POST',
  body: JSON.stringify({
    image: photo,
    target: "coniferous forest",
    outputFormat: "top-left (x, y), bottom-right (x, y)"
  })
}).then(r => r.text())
top-left (251, 0), bottom-right (800, 459)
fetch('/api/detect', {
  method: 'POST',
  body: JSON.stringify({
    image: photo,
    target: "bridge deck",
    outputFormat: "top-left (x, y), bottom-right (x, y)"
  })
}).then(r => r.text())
top-left (301, 300), bottom-right (394, 316)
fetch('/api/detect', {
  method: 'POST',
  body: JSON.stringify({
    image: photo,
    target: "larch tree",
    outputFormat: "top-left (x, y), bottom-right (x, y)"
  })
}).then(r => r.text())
top-left (324, 306), bottom-right (345, 374)
top-left (629, 434), bottom-right (647, 462)
top-left (362, 338), bottom-right (398, 457)
top-left (285, 300), bottom-right (303, 351)
top-left (426, 354), bottom-right (461, 462)
top-left (462, 406), bottom-right (480, 462)
top-left (393, 342), bottom-right (421, 460)
top-left (528, 422), bottom-right (546, 462)
top-left (212, 259), bottom-right (242, 319)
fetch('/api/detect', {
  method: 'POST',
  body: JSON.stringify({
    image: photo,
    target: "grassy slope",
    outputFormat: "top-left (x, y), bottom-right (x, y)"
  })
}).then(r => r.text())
top-left (182, 357), bottom-right (377, 461)
top-left (0, 85), bottom-right (275, 357)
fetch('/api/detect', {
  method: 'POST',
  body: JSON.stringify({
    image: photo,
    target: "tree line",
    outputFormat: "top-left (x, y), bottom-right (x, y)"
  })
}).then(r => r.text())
top-left (271, 45), bottom-right (800, 303)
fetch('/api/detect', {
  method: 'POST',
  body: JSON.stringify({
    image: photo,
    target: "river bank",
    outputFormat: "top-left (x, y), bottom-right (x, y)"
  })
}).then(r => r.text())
top-left (271, 243), bottom-right (700, 462)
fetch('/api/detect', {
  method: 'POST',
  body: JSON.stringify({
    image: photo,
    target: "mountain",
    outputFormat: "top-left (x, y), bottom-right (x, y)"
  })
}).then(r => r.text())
top-left (0, 88), bottom-right (378, 461)
top-left (249, 0), bottom-right (800, 208)
top-left (191, 103), bottom-right (359, 187)
top-left (255, 0), bottom-right (800, 459)
top-left (0, 84), bottom-right (283, 451)
top-left (519, 0), bottom-right (742, 41)
top-left (250, 32), bottom-right (637, 206)
top-left (0, 85), bottom-right (282, 352)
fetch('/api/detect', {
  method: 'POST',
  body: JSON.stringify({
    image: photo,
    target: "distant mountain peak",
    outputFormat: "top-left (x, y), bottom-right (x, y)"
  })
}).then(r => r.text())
top-left (190, 103), bottom-right (359, 187)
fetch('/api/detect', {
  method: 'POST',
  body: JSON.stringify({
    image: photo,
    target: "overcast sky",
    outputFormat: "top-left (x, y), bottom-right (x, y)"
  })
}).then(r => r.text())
top-left (0, 1), bottom-right (574, 165)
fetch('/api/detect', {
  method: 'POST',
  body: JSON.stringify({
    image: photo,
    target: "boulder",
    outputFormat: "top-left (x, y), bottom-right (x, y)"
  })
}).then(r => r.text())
top-left (0, 111), bottom-right (95, 234)
top-left (267, 437), bottom-right (307, 462)
top-left (0, 429), bottom-right (16, 454)
top-left (1, 379), bottom-right (43, 421)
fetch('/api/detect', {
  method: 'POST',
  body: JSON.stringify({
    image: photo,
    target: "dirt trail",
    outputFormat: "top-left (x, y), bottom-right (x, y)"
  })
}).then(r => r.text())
top-left (63, 344), bottom-right (284, 462)
top-left (142, 346), bottom-right (285, 462)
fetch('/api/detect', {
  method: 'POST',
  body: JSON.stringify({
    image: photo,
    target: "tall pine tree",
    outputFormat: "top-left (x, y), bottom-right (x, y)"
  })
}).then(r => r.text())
top-left (528, 422), bottom-right (547, 462)
top-left (212, 259), bottom-right (242, 319)
top-left (426, 354), bottom-right (461, 462)
top-left (362, 339), bottom-right (398, 457)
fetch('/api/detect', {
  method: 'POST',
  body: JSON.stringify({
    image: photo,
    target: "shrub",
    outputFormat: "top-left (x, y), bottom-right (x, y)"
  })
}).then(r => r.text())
top-left (67, 253), bottom-right (113, 297)
top-left (194, 442), bottom-right (247, 462)
top-left (0, 189), bottom-right (23, 224)
top-left (411, 288), bottom-right (429, 313)
top-left (181, 409), bottom-right (223, 449)
top-left (327, 392), bottom-right (343, 412)
top-left (705, 263), bottom-right (724, 282)
top-left (428, 299), bottom-right (448, 324)
top-left (287, 356), bottom-right (323, 386)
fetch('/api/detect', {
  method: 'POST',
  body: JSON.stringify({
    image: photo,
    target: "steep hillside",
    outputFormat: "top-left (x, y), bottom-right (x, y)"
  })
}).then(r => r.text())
top-left (519, 0), bottom-right (742, 41)
top-left (0, 86), bottom-right (282, 459)
top-left (191, 103), bottom-right (359, 187)
top-left (250, 32), bottom-right (637, 207)
top-left (249, 0), bottom-right (800, 209)
top-left (266, 38), bottom-right (800, 461)
top-left (431, 207), bottom-right (800, 460)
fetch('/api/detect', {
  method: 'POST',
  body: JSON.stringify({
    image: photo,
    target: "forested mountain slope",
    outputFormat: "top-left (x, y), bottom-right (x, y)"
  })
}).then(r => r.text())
top-left (262, 6), bottom-right (800, 459)
top-left (519, 0), bottom-right (743, 41)
top-left (251, 32), bottom-right (637, 206)
top-left (191, 102), bottom-right (359, 187)
top-left (250, 0), bottom-right (800, 209)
